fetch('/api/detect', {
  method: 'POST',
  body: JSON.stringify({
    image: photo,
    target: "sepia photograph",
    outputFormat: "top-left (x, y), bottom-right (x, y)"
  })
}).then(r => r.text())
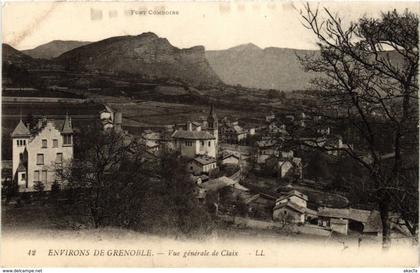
top-left (1, 1), bottom-right (419, 269)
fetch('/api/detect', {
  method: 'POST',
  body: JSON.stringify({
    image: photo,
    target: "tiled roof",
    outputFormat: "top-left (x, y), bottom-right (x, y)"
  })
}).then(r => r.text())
top-left (304, 207), bottom-right (318, 216)
top-left (61, 115), bottom-right (73, 134)
top-left (172, 130), bottom-right (215, 140)
top-left (273, 201), bottom-right (306, 214)
top-left (233, 183), bottom-right (249, 191)
top-left (278, 160), bottom-right (293, 168)
top-left (348, 208), bottom-right (371, 223)
top-left (318, 207), bottom-right (350, 219)
top-left (318, 207), bottom-right (377, 224)
top-left (292, 157), bottom-right (302, 165)
top-left (199, 176), bottom-right (235, 191)
top-left (256, 140), bottom-right (276, 148)
top-left (31, 119), bottom-right (72, 136)
top-left (277, 190), bottom-right (308, 202)
top-left (193, 156), bottom-right (216, 165)
top-left (17, 161), bottom-right (27, 172)
top-left (221, 151), bottom-right (240, 160)
top-left (245, 194), bottom-right (261, 204)
top-left (257, 155), bottom-right (272, 164)
top-left (142, 131), bottom-right (161, 140)
top-left (257, 154), bottom-right (271, 164)
top-left (232, 125), bottom-right (245, 134)
top-left (11, 120), bottom-right (31, 138)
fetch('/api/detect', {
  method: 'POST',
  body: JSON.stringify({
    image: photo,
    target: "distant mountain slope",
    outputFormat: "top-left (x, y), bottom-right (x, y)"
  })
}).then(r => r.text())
top-left (2, 44), bottom-right (44, 87)
top-left (55, 32), bottom-right (222, 87)
top-left (206, 44), bottom-right (319, 91)
top-left (23, 40), bottom-right (91, 59)
top-left (3, 44), bottom-right (35, 66)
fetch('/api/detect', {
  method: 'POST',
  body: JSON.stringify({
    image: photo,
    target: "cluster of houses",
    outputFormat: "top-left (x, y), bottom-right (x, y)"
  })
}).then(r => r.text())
top-left (6, 106), bottom-right (348, 192)
top-left (272, 189), bottom-right (382, 235)
top-left (7, 104), bottom-right (404, 238)
top-left (249, 110), bottom-right (357, 181)
top-left (218, 117), bottom-right (255, 145)
top-left (8, 104), bottom-right (226, 192)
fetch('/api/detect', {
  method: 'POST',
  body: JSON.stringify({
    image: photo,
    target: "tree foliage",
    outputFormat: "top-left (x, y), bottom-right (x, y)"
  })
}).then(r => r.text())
top-left (299, 5), bottom-right (418, 246)
top-left (56, 123), bottom-right (213, 236)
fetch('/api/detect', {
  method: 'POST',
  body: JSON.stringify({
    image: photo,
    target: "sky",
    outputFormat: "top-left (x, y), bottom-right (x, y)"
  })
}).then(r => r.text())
top-left (3, 1), bottom-right (419, 51)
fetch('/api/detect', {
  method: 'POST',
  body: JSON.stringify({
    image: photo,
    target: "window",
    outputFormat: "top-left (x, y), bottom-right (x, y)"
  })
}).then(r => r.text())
top-left (34, 170), bottom-right (40, 181)
top-left (53, 139), bottom-right (58, 148)
top-left (63, 135), bottom-right (72, 145)
top-left (42, 139), bottom-right (47, 148)
top-left (17, 140), bottom-right (23, 146)
top-left (37, 154), bottom-right (44, 165)
top-left (185, 141), bottom-right (192, 146)
top-left (41, 170), bottom-right (47, 183)
top-left (56, 153), bottom-right (63, 164)
top-left (208, 141), bottom-right (211, 147)
top-left (21, 173), bottom-right (26, 181)
top-left (201, 141), bottom-right (204, 146)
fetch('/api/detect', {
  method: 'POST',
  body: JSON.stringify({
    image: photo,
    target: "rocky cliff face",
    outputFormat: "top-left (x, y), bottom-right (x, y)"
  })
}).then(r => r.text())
top-left (55, 32), bottom-right (222, 86)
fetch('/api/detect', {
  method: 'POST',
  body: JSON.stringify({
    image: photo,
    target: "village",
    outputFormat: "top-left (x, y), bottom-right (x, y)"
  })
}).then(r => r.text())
top-left (2, 100), bottom-right (412, 240)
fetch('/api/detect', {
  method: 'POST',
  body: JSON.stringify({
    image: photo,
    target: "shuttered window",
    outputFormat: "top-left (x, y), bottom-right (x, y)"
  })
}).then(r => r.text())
top-left (36, 154), bottom-right (44, 165)
top-left (41, 170), bottom-right (47, 183)
top-left (34, 170), bottom-right (40, 181)
top-left (56, 153), bottom-right (63, 164)
top-left (63, 135), bottom-right (72, 145)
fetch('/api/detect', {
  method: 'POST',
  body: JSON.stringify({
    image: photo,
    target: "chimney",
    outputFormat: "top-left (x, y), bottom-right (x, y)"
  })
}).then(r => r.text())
top-left (37, 119), bottom-right (43, 129)
top-left (114, 112), bottom-right (122, 132)
top-left (114, 112), bottom-right (122, 125)
top-left (187, 121), bottom-right (192, 131)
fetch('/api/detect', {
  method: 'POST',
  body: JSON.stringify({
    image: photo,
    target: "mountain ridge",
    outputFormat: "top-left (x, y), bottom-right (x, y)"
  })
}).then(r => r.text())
top-left (22, 40), bottom-right (91, 59)
top-left (205, 44), bottom-right (319, 91)
top-left (54, 32), bottom-right (221, 87)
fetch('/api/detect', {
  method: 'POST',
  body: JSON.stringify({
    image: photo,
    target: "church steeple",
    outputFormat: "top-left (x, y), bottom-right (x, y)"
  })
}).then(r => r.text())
top-left (207, 104), bottom-right (218, 148)
top-left (207, 104), bottom-right (218, 130)
top-left (62, 113), bottom-right (73, 134)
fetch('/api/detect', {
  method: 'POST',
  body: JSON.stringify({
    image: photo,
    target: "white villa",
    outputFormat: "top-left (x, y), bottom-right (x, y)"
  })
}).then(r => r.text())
top-left (11, 115), bottom-right (74, 192)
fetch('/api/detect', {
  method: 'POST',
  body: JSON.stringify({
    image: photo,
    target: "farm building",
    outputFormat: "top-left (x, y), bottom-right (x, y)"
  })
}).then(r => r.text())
top-left (188, 155), bottom-right (217, 175)
top-left (221, 152), bottom-right (240, 165)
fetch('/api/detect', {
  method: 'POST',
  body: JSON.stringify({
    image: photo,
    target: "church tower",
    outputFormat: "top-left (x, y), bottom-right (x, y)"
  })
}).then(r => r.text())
top-left (207, 104), bottom-right (218, 147)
